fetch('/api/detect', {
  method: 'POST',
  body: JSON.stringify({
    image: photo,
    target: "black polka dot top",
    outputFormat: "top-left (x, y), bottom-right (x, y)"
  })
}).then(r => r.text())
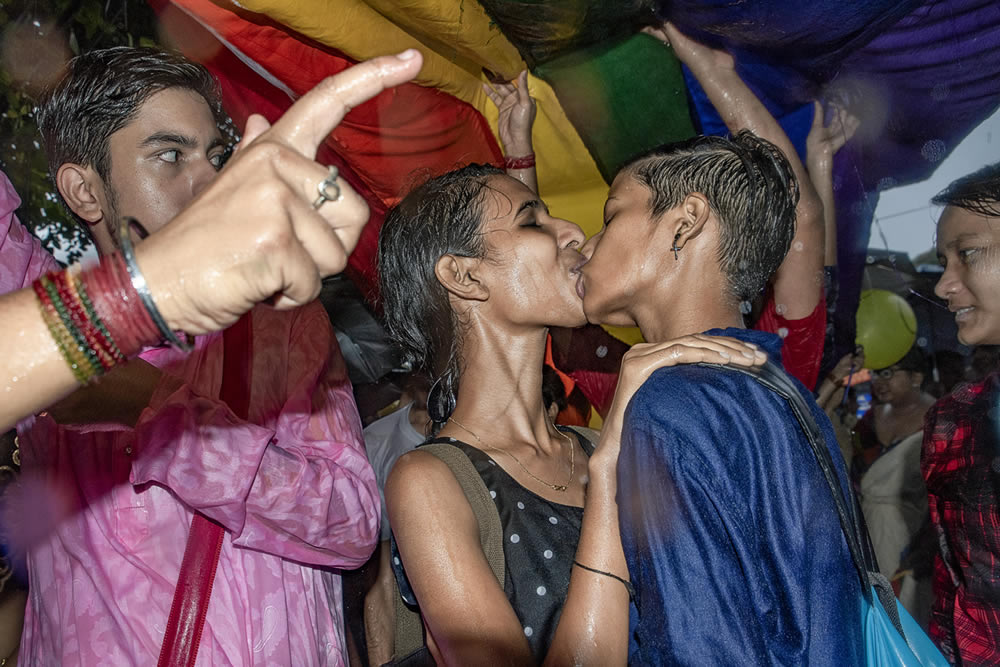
top-left (437, 429), bottom-right (593, 660)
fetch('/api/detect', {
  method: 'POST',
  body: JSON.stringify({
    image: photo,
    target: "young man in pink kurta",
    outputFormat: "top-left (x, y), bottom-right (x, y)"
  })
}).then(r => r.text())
top-left (11, 47), bottom-right (378, 665)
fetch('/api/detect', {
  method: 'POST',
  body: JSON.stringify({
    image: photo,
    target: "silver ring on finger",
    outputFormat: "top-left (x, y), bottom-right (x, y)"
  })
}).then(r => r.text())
top-left (312, 165), bottom-right (341, 210)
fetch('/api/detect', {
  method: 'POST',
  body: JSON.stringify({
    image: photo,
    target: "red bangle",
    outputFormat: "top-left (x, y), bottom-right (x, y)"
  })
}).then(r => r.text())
top-left (503, 153), bottom-right (535, 170)
top-left (80, 253), bottom-right (161, 357)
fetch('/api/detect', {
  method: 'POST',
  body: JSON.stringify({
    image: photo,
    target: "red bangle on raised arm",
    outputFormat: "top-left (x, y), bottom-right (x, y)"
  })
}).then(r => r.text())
top-left (503, 153), bottom-right (536, 170)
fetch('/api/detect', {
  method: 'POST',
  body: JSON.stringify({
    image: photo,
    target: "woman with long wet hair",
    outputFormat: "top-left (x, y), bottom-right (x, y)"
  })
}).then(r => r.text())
top-left (378, 162), bottom-right (763, 664)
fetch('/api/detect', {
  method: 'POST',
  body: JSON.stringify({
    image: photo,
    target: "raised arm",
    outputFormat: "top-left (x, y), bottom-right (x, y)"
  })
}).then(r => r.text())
top-left (805, 101), bottom-right (859, 267)
top-left (0, 51), bottom-right (423, 432)
top-left (650, 23), bottom-right (824, 319)
top-left (484, 70), bottom-right (538, 194)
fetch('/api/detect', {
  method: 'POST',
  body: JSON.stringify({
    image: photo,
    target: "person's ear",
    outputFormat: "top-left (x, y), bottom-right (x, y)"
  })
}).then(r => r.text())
top-left (668, 192), bottom-right (712, 253)
top-left (55, 163), bottom-right (105, 225)
top-left (547, 402), bottom-right (560, 422)
top-left (434, 254), bottom-right (490, 302)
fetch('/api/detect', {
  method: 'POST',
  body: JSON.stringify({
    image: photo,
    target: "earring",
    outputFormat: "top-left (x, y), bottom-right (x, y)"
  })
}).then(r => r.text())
top-left (672, 233), bottom-right (682, 261)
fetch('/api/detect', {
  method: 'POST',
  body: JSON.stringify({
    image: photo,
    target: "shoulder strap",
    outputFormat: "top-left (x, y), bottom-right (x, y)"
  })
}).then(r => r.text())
top-left (420, 442), bottom-right (505, 585)
top-left (158, 313), bottom-right (252, 667)
top-left (699, 362), bottom-right (873, 591)
top-left (391, 442), bottom-right (505, 661)
top-left (564, 425), bottom-right (599, 452)
top-left (701, 361), bottom-right (915, 638)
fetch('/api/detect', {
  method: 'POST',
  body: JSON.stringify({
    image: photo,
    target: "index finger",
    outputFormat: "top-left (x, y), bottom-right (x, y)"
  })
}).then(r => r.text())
top-left (267, 50), bottom-right (423, 156)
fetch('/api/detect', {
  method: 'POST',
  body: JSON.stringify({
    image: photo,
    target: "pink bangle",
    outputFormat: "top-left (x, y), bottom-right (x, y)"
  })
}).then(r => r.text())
top-left (503, 153), bottom-right (535, 170)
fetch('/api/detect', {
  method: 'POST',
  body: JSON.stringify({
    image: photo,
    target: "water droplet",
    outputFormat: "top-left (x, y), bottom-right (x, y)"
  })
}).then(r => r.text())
top-left (921, 139), bottom-right (946, 163)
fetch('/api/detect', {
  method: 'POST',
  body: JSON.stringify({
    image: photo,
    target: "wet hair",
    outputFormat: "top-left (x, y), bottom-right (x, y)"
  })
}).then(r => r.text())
top-left (541, 364), bottom-right (568, 415)
top-left (618, 130), bottom-right (799, 304)
top-left (378, 163), bottom-right (505, 425)
top-left (932, 162), bottom-right (1000, 218)
top-left (36, 46), bottom-right (225, 227)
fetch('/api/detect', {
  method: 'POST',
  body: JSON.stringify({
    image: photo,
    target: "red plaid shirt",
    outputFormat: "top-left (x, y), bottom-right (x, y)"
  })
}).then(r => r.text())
top-left (922, 370), bottom-right (1000, 665)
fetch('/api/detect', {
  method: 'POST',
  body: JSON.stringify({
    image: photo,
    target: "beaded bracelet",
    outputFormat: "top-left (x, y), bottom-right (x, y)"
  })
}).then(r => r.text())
top-left (503, 153), bottom-right (536, 170)
top-left (34, 247), bottom-right (172, 385)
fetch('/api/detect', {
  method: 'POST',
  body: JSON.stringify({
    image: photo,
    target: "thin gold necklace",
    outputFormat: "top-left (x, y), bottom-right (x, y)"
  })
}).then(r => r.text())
top-left (448, 417), bottom-right (575, 492)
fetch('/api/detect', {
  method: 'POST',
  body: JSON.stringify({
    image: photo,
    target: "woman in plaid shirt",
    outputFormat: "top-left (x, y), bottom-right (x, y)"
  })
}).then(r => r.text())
top-left (922, 162), bottom-right (1000, 665)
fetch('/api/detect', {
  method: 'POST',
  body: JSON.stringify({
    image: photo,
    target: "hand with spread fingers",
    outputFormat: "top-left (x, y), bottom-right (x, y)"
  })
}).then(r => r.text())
top-left (136, 50), bottom-right (424, 335)
top-left (483, 70), bottom-right (538, 193)
top-left (483, 69), bottom-right (536, 158)
top-left (591, 335), bottom-right (767, 472)
top-left (806, 101), bottom-right (860, 176)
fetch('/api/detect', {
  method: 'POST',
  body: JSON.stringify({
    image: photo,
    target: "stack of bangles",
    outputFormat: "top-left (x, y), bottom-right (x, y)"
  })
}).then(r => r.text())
top-left (32, 220), bottom-right (190, 384)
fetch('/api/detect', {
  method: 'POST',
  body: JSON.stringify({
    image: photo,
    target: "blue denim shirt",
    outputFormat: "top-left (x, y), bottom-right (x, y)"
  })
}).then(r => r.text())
top-left (618, 328), bottom-right (863, 665)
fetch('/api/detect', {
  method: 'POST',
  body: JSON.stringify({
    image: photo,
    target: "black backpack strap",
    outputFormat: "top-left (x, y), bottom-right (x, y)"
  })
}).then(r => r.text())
top-left (698, 362), bottom-right (882, 600)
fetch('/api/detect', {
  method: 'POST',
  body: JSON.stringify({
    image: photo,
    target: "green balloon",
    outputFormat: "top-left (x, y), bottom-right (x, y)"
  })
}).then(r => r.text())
top-left (855, 289), bottom-right (918, 369)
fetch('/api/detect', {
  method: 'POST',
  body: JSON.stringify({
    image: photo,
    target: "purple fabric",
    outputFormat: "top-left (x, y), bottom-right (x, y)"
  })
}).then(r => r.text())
top-left (667, 0), bottom-right (1000, 361)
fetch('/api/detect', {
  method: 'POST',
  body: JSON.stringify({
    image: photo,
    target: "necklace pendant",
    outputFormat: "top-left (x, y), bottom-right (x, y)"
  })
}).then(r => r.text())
top-left (552, 484), bottom-right (568, 492)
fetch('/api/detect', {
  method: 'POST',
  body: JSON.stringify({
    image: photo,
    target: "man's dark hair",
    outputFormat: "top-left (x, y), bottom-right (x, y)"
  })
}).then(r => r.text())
top-left (378, 163), bottom-right (505, 425)
top-left (619, 130), bottom-right (799, 304)
top-left (36, 46), bottom-right (225, 225)
top-left (931, 162), bottom-right (1000, 218)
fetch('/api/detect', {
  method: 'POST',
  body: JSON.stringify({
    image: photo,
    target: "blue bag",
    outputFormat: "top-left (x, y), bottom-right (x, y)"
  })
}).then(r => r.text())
top-left (712, 362), bottom-right (948, 666)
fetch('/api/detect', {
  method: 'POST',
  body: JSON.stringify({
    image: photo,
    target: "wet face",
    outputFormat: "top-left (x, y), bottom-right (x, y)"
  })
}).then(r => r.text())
top-left (579, 172), bottom-right (665, 326)
top-left (95, 87), bottom-right (225, 251)
top-left (475, 175), bottom-right (587, 328)
top-left (934, 205), bottom-right (1000, 345)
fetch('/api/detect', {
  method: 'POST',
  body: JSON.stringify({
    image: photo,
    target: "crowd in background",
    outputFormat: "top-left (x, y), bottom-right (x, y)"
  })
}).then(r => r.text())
top-left (0, 16), bottom-right (998, 667)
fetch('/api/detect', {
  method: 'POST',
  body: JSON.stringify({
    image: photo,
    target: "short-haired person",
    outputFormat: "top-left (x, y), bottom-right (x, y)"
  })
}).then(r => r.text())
top-left (9, 47), bottom-right (422, 665)
top-left (579, 131), bottom-right (863, 663)
top-left (379, 162), bottom-right (764, 664)
top-left (922, 162), bottom-right (1000, 663)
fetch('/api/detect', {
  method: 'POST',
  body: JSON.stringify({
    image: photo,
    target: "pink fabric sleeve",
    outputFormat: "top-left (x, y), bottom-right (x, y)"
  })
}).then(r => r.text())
top-left (0, 170), bottom-right (59, 293)
top-left (132, 306), bottom-right (379, 569)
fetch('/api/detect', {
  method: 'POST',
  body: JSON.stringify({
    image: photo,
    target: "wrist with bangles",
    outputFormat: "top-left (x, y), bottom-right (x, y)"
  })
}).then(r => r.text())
top-left (33, 218), bottom-right (191, 385)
